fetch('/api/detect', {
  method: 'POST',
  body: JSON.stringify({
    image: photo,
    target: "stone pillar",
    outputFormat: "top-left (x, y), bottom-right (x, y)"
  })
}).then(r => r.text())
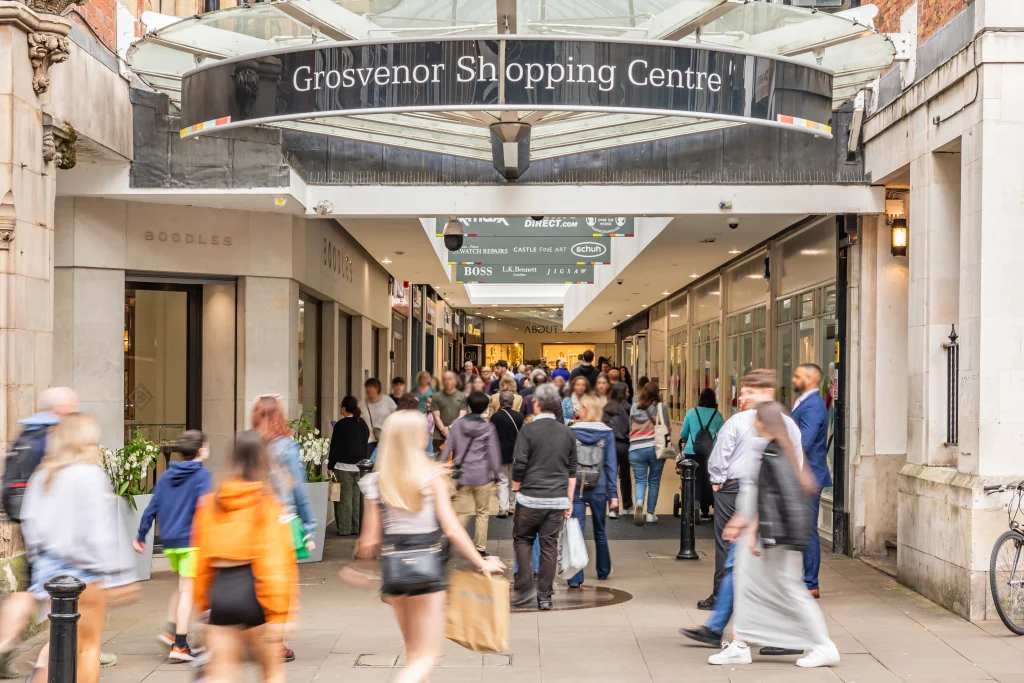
top-left (202, 284), bottom-right (236, 471)
top-left (906, 152), bottom-right (960, 468)
top-left (351, 315), bottom-right (375, 388)
top-left (238, 276), bottom-right (299, 427)
top-left (320, 300), bottom-right (340, 426)
top-left (0, 1), bottom-right (72, 450)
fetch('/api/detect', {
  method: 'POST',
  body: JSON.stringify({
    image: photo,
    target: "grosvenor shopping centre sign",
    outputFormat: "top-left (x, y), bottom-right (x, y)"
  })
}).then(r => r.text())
top-left (179, 37), bottom-right (833, 140)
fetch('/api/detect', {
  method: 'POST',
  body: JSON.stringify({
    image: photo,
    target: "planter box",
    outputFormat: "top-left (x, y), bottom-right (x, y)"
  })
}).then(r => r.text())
top-left (116, 493), bottom-right (154, 581)
top-left (301, 482), bottom-right (329, 564)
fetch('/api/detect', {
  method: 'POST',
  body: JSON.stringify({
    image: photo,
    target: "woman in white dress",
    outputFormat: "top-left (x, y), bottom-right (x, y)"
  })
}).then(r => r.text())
top-left (710, 401), bottom-right (840, 669)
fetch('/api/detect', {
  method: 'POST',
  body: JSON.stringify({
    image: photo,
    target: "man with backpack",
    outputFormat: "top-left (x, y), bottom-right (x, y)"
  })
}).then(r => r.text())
top-left (678, 389), bottom-right (725, 521)
top-left (0, 387), bottom-right (79, 677)
top-left (567, 394), bottom-right (618, 587)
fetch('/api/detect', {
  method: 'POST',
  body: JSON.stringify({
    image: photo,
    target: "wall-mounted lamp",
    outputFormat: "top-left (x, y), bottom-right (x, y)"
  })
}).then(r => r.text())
top-left (890, 218), bottom-right (908, 257)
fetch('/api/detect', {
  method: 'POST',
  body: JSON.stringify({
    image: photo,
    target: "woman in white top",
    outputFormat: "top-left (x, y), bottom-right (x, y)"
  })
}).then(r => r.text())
top-left (355, 411), bottom-right (504, 683)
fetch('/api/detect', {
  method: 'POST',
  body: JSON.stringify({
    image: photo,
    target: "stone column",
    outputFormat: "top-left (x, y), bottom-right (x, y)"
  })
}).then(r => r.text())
top-left (351, 315), bottom-right (375, 388)
top-left (0, 0), bottom-right (72, 450)
top-left (202, 284), bottom-right (236, 472)
top-left (320, 300), bottom-right (340, 426)
top-left (237, 276), bottom-right (299, 427)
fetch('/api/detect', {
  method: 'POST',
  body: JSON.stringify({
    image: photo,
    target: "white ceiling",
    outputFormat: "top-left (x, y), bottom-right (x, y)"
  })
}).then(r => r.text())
top-left (337, 218), bottom-right (453, 285)
top-left (564, 213), bottom-right (807, 331)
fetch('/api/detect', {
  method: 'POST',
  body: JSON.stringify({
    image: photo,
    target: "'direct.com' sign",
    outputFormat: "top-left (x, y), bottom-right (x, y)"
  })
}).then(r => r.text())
top-left (436, 217), bottom-right (633, 237)
top-left (447, 236), bottom-right (611, 265)
top-left (456, 264), bottom-right (595, 284)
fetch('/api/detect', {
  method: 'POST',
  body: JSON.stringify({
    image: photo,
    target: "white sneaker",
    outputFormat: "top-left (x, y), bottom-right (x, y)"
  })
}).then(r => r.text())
top-left (608, 509), bottom-right (618, 519)
top-left (709, 641), bottom-right (752, 665)
top-left (646, 513), bottom-right (659, 523)
top-left (796, 642), bottom-right (840, 668)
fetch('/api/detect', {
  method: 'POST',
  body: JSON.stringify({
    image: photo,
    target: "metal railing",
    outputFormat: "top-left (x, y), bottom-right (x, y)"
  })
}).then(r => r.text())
top-left (942, 325), bottom-right (959, 446)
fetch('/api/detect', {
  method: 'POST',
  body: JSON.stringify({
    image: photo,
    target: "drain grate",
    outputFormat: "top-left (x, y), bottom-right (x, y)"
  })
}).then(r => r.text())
top-left (647, 551), bottom-right (706, 559)
top-left (296, 577), bottom-right (327, 585)
top-left (355, 653), bottom-right (513, 668)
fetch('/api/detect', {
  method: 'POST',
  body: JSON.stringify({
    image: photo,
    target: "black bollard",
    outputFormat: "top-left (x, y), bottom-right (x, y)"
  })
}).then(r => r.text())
top-left (45, 575), bottom-right (85, 683)
top-left (676, 458), bottom-right (699, 561)
top-left (356, 458), bottom-right (374, 533)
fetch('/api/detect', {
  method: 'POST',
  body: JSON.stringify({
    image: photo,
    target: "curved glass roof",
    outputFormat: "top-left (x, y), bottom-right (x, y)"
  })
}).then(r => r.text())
top-left (128, 0), bottom-right (895, 161)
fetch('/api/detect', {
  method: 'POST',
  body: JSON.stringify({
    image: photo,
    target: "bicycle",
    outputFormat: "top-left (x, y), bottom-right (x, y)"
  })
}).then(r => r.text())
top-left (985, 480), bottom-right (1024, 634)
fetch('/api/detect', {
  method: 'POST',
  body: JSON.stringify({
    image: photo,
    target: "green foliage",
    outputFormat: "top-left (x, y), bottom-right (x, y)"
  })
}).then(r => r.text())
top-left (101, 431), bottom-right (160, 510)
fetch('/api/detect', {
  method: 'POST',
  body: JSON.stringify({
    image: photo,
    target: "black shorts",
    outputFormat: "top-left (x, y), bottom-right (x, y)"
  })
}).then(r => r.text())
top-left (380, 532), bottom-right (448, 597)
top-left (208, 565), bottom-right (266, 628)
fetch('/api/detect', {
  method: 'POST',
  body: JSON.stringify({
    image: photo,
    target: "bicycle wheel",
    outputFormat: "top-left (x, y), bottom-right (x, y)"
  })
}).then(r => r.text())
top-left (990, 529), bottom-right (1024, 635)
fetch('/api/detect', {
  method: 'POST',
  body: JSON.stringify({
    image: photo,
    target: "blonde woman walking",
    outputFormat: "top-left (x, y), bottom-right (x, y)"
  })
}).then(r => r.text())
top-left (355, 411), bottom-right (504, 683)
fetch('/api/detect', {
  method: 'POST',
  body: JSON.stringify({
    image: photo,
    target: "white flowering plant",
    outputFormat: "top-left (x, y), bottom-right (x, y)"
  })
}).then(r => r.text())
top-left (101, 431), bottom-right (160, 509)
top-left (289, 409), bottom-right (331, 483)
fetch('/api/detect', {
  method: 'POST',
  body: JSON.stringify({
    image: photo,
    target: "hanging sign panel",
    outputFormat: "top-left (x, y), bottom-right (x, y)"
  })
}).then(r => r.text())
top-left (447, 236), bottom-right (611, 265)
top-left (179, 37), bottom-right (833, 138)
top-left (435, 217), bottom-right (633, 237)
top-left (455, 264), bottom-right (595, 284)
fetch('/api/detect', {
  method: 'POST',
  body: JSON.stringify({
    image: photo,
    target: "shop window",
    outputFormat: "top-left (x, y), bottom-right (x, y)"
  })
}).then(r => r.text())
top-left (725, 305), bottom-right (767, 415)
top-left (298, 293), bottom-right (321, 429)
top-left (667, 330), bottom-right (687, 422)
top-left (541, 344), bottom-right (593, 369)
top-left (391, 311), bottom-right (406, 382)
top-left (486, 343), bottom-right (524, 368)
top-left (692, 321), bottom-right (719, 408)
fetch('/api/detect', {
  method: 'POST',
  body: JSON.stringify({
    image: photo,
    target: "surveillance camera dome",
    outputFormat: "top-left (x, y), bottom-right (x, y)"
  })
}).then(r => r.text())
top-left (616, 279), bottom-right (624, 285)
top-left (443, 218), bottom-right (464, 252)
top-left (531, 216), bottom-right (544, 221)
top-left (728, 217), bottom-right (740, 230)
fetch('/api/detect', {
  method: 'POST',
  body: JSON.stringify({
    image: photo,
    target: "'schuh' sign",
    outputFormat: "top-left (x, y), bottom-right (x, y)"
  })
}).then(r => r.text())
top-left (447, 237), bottom-right (611, 265)
top-left (436, 217), bottom-right (633, 237)
top-left (456, 264), bottom-right (595, 284)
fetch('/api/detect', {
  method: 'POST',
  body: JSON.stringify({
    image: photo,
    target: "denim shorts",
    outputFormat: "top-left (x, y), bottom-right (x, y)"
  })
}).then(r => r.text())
top-left (29, 552), bottom-right (104, 600)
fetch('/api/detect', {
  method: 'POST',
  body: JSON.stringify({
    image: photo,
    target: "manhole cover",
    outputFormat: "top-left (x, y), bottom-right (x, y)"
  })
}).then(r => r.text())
top-left (511, 584), bottom-right (632, 612)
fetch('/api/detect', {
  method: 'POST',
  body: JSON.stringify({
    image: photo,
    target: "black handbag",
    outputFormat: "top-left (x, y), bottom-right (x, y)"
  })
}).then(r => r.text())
top-left (379, 536), bottom-right (446, 594)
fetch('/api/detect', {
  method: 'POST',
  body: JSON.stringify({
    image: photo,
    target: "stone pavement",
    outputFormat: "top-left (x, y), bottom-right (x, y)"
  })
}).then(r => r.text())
top-left (9, 531), bottom-right (1024, 682)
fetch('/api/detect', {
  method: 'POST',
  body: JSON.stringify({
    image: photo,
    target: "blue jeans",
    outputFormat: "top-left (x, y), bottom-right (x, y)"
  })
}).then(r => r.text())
top-left (629, 447), bottom-right (665, 514)
top-left (803, 490), bottom-right (823, 590)
top-left (513, 537), bottom-right (540, 575)
top-left (568, 490), bottom-right (610, 586)
top-left (706, 543), bottom-right (736, 634)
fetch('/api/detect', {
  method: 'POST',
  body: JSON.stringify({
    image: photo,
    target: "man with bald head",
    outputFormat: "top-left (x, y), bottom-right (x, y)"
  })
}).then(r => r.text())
top-left (0, 387), bottom-right (79, 677)
top-left (791, 364), bottom-right (831, 598)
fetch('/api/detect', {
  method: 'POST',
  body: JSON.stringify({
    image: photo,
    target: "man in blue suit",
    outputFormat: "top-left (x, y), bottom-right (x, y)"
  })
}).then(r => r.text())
top-left (791, 363), bottom-right (832, 598)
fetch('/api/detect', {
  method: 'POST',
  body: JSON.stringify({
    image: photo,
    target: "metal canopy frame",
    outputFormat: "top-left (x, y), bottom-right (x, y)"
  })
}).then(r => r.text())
top-left (128, 0), bottom-right (896, 161)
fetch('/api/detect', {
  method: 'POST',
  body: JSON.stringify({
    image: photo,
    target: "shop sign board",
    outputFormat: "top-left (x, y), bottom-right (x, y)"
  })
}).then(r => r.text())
top-left (456, 264), bottom-right (595, 284)
top-left (435, 217), bottom-right (633, 237)
top-left (180, 37), bottom-right (832, 139)
top-left (447, 236), bottom-right (611, 265)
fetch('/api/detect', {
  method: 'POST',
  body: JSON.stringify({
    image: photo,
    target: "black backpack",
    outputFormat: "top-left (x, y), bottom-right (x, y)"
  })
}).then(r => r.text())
top-left (575, 438), bottom-right (606, 488)
top-left (3, 424), bottom-right (51, 522)
top-left (692, 409), bottom-right (719, 460)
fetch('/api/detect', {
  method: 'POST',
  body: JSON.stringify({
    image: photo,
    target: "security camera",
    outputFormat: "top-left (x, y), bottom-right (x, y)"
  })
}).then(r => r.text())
top-left (616, 279), bottom-right (624, 286)
top-left (314, 200), bottom-right (333, 216)
top-left (728, 217), bottom-right (740, 230)
top-left (531, 216), bottom-right (544, 221)
top-left (443, 218), bottom-right (464, 252)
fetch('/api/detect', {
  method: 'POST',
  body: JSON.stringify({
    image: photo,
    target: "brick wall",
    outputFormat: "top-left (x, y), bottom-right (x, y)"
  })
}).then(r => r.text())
top-left (73, 0), bottom-right (118, 52)
top-left (874, 0), bottom-right (972, 41)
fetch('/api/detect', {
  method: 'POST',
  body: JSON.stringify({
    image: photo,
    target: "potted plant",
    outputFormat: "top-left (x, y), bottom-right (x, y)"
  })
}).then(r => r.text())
top-left (290, 410), bottom-right (330, 563)
top-left (101, 432), bottom-right (159, 580)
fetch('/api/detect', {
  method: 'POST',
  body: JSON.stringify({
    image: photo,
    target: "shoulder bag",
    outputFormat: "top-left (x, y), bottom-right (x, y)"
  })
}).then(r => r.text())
top-left (367, 404), bottom-right (382, 442)
top-left (655, 404), bottom-right (678, 460)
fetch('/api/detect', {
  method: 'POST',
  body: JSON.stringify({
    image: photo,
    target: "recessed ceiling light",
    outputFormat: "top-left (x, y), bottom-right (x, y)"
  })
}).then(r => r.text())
top-left (504, 309), bottom-right (510, 312)
top-left (488, 315), bottom-right (496, 319)
top-left (381, 258), bottom-right (392, 264)
top-left (728, 249), bottom-right (741, 255)
top-left (689, 273), bottom-right (699, 278)
top-left (662, 290), bottom-right (670, 296)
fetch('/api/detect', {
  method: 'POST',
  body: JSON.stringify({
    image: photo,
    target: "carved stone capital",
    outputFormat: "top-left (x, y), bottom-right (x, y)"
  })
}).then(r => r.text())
top-left (42, 115), bottom-right (77, 169)
top-left (0, 1), bottom-right (72, 36)
top-left (28, 31), bottom-right (69, 94)
top-left (20, 0), bottom-right (85, 15)
top-left (0, 218), bottom-right (13, 251)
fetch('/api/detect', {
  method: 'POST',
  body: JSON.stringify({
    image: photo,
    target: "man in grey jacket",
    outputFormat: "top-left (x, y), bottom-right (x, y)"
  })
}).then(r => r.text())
top-left (441, 391), bottom-right (502, 555)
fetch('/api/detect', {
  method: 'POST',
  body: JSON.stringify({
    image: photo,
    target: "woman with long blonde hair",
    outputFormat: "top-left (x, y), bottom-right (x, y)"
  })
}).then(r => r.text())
top-left (355, 410), bottom-right (504, 683)
top-left (21, 413), bottom-right (136, 683)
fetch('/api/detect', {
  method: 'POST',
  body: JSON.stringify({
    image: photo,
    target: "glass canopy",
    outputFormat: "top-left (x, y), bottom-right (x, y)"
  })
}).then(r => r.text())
top-left (128, 0), bottom-right (895, 161)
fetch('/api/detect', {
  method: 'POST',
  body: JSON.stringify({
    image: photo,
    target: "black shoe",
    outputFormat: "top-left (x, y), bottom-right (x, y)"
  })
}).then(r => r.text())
top-left (537, 599), bottom-right (552, 611)
top-left (696, 594), bottom-right (717, 611)
top-left (679, 626), bottom-right (723, 647)
top-left (479, 550), bottom-right (490, 558)
top-left (759, 647), bottom-right (804, 656)
top-left (511, 587), bottom-right (537, 608)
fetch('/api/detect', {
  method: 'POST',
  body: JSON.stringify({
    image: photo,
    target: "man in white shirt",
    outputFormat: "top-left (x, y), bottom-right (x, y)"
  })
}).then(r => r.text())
top-left (358, 377), bottom-right (397, 460)
top-left (697, 369), bottom-right (803, 612)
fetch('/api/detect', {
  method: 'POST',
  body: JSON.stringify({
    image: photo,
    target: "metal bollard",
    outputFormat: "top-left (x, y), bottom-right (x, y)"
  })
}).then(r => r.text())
top-left (356, 458), bottom-right (374, 533)
top-left (45, 575), bottom-right (86, 683)
top-left (676, 458), bottom-right (700, 561)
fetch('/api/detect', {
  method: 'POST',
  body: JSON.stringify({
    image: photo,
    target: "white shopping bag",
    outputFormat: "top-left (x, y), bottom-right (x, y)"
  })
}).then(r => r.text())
top-left (557, 518), bottom-right (589, 579)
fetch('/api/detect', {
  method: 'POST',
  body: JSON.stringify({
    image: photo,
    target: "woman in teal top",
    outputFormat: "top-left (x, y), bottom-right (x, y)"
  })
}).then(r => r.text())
top-left (412, 370), bottom-right (436, 413)
top-left (679, 388), bottom-right (724, 519)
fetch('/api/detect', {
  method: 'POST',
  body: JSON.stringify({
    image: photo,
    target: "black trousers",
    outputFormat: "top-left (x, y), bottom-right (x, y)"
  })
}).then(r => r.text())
top-left (615, 442), bottom-right (632, 511)
top-left (693, 452), bottom-right (714, 517)
top-left (712, 481), bottom-right (740, 595)
top-left (513, 505), bottom-right (563, 600)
